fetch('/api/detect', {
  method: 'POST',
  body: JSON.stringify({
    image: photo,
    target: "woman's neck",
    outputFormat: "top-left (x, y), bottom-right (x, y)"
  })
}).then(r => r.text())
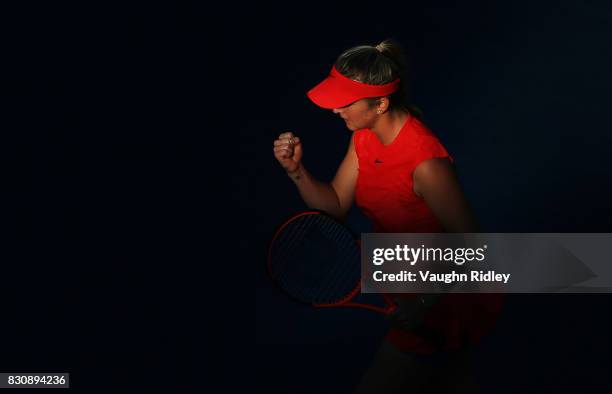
top-left (371, 110), bottom-right (410, 146)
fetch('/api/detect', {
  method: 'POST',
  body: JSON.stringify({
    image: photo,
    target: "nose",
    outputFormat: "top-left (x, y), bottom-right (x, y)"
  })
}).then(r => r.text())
top-left (332, 107), bottom-right (342, 114)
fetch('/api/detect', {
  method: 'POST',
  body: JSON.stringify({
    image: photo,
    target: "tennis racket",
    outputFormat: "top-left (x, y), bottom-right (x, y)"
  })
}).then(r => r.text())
top-left (267, 210), bottom-right (447, 347)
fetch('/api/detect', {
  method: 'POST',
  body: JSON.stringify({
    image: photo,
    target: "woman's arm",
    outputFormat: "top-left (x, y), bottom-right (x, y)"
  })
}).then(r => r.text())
top-left (389, 158), bottom-right (478, 334)
top-left (412, 157), bottom-right (479, 232)
top-left (274, 132), bottom-right (358, 221)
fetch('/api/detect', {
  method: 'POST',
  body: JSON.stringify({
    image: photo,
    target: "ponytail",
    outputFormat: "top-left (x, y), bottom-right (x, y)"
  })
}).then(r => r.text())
top-left (375, 39), bottom-right (422, 119)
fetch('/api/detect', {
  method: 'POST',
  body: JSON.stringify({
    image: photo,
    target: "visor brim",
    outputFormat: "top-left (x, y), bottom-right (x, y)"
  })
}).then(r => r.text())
top-left (306, 77), bottom-right (363, 109)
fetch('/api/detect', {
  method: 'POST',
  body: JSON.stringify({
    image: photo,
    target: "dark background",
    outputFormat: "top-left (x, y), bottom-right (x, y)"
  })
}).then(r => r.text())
top-left (3, 1), bottom-right (235, 392)
top-left (1, 0), bottom-right (611, 393)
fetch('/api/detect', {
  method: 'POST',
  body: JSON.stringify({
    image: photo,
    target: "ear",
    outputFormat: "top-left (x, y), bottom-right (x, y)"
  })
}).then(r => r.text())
top-left (377, 97), bottom-right (390, 113)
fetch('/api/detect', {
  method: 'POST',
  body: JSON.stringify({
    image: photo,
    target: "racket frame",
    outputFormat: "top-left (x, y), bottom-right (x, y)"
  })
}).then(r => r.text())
top-left (267, 210), bottom-right (397, 315)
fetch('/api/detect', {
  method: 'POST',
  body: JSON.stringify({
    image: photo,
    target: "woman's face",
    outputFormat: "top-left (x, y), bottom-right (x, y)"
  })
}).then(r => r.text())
top-left (332, 99), bottom-right (378, 131)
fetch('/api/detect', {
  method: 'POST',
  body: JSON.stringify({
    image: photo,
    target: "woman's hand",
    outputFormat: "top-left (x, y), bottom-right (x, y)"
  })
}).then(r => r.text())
top-left (273, 132), bottom-right (302, 174)
top-left (386, 296), bottom-right (447, 348)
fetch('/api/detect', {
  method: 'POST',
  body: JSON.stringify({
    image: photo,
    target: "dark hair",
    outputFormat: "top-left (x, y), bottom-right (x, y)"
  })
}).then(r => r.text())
top-left (334, 38), bottom-right (422, 118)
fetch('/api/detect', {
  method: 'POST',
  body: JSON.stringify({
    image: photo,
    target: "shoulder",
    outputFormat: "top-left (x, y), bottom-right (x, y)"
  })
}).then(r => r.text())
top-left (414, 157), bottom-right (454, 178)
top-left (410, 119), bottom-right (444, 148)
top-left (405, 119), bottom-right (454, 166)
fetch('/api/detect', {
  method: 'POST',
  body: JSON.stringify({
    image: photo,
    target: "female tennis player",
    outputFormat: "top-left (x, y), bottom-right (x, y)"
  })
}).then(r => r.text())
top-left (273, 39), bottom-right (502, 393)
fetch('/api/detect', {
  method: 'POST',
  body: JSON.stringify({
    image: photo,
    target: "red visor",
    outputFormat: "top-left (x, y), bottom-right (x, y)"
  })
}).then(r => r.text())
top-left (307, 66), bottom-right (400, 109)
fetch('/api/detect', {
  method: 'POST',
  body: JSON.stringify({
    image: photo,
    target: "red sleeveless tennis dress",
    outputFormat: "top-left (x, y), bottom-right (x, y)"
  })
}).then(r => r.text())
top-left (354, 114), bottom-right (503, 354)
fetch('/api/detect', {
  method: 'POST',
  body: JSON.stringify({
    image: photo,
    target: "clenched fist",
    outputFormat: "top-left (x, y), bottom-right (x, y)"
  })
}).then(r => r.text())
top-left (273, 132), bottom-right (302, 174)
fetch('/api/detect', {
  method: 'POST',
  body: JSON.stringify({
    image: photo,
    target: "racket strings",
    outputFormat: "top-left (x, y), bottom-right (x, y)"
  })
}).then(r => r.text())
top-left (271, 215), bottom-right (320, 298)
top-left (270, 214), bottom-right (360, 304)
top-left (272, 215), bottom-right (325, 283)
top-left (273, 215), bottom-right (337, 300)
top-left (300, 219), bottom-right (349, 303)
top-left (314, 221), bottom-right (360, 302)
